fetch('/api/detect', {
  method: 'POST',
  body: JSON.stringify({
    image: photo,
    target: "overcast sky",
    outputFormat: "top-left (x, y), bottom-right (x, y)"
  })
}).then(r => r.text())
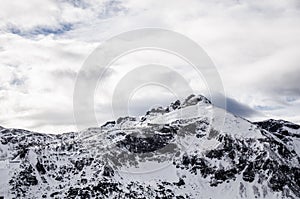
top-left (0, 0), bottom-right (300, 133)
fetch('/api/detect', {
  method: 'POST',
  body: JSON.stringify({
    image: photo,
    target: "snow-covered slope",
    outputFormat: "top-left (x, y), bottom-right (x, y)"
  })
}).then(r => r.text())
top-left (0, 94), bottom-right (299, 198)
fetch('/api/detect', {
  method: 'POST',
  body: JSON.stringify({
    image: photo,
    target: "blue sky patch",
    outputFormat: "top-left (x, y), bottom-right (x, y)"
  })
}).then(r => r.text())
top-left (7, 23), bottom-right (73, 37)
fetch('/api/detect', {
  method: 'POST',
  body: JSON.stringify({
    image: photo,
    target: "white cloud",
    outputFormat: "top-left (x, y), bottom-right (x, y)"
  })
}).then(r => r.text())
top-left (0, 0), bottom-right (300, 132)
top-left (0, 33), bottom-right (97, 132)
top-left (0, 0), bottom-right (60, 30)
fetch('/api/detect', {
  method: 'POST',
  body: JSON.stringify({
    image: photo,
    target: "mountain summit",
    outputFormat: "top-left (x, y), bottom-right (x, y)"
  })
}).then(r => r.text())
top-left (0, 94), bottom-right (299, 198)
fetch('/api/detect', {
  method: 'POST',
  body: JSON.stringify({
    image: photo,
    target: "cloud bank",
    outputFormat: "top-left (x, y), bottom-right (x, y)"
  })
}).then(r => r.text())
top-left (0, 0), bottom-right (300, 133)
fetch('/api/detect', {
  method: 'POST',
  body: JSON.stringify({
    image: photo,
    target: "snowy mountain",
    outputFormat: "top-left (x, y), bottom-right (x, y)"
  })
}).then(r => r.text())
top-left (0, 94), bottom-right (299, 199)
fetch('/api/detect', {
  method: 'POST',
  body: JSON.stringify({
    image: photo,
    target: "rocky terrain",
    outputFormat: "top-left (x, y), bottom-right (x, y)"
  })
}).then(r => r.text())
top-left (0, 94), bottom-right (299, 198)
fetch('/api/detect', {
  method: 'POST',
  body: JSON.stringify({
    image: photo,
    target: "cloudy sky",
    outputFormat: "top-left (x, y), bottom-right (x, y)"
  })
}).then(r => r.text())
top-left (0, 0), bottom-right (300, 133)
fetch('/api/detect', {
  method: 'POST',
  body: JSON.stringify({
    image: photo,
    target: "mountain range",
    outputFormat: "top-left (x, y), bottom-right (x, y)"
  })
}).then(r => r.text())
top-left (0, 94), bottom-right (299, 199)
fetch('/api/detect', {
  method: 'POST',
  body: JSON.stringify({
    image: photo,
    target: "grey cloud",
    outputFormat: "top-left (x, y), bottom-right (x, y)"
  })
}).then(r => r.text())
top-left (224, 97), bottom-right (262, 118)
top-left (78, 67), bottom-right (115, 82)
top-left (51, 69), bottom-right (78, 80)
top-left (10, 77), bottom-right (25, 86)
top-left (22, 109), bottom-right (75, 128)
top-left (124, 94), bottom-right (178, 117)
top-left (252, 64), bottom-right (300, 106)
top-left (254, 105), bottom-right (283, 111)
top-left (271, 68), bottom-right (300, 97)
top-left (211, 94), bottom-right (262, 118)
top-left (101, 0), bottom-right (127, 18)
top-left (62, 0), bottom-right (90, 9)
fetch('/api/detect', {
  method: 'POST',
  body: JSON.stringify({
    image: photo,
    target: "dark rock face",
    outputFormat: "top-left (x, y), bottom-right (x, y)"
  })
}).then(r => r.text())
top-left (102, 165), bottom-right (114, 177)
top-left (242, 162), bottom-right (255, 182)
top-left (170, 100), bottom-right (181, 110)
top-left (255, 119), bottom-right (300, 139)
top-left (116, 116), bottom-right (136, 125)
top-left (173, 178), bottom-right (185, 186)
top-left (255, 119), bottom-right (300, 132)
top-left (73, 158), bottom-right (94, 171)
top-left (9, 163), bottom-right (38, 197)
top-left (116, 126), bottom-right (176, 153)
top-left (64, 179), bottom-right (190, 199)
top-left (101, 121), bottom-right (116, 128)
top-left (117, 133), bottom-right (174, 153)
top-left (36, 160), bottom-right (46, 174)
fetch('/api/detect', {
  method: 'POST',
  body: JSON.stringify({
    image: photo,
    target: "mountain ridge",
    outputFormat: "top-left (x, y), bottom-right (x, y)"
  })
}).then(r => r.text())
top-left (0, 94), bottom-right (299, 198)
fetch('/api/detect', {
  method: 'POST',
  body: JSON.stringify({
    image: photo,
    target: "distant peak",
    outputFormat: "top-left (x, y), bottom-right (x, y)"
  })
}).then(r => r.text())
top-left (255, 119), bottom-right (300, 132)
top-left (259, 119), bottom-right (297, 125)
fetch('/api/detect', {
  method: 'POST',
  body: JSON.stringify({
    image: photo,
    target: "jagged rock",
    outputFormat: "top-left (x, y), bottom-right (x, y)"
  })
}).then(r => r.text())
top-left (103, 165), bottom-right (114, 177)
top-left (36, 160), bottom-right (46, 174)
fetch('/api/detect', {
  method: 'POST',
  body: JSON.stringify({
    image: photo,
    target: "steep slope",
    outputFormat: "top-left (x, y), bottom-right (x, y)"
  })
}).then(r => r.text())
top-left (0, 94), bottom-right (299, 198)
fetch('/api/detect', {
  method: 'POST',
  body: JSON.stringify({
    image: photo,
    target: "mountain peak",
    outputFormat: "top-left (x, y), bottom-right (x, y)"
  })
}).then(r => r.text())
top-left (151, 94), bottom-right (210, 112)
top-left (181, 94), bottom-right (211, 107)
